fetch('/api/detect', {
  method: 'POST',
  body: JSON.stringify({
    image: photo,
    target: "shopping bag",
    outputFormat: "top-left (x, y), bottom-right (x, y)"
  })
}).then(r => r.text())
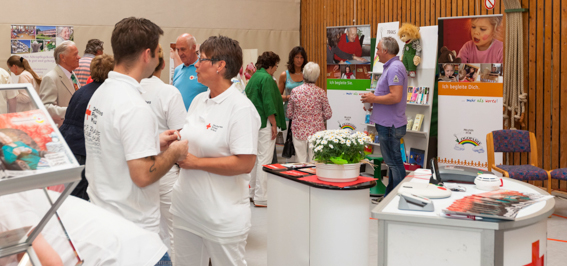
top-left (282, 120), bottom-right (295, 158)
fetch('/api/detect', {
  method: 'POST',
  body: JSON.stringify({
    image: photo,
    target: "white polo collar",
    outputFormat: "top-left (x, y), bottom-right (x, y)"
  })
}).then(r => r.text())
top-left (205, 83), bottom-right (237, 104)
top-left (107, 71), bottom-right (146, 94)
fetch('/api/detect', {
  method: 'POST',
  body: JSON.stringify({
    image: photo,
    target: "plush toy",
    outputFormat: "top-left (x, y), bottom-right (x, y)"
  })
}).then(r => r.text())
top-left (398, 23), bottom-right (422, 78)
top-left (438, 46), bottom-right (462, 64)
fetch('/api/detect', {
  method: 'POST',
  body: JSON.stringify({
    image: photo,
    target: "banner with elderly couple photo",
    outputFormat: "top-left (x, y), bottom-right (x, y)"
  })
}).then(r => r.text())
top-left (10, 24), bottom-right (74, 81)
top-left (436, 15), bottom-right (503, 169)
top-left (326, 25), bottom-right (372, 132)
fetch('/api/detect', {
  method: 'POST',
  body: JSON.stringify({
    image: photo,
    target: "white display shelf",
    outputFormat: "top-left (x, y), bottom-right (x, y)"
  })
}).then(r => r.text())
top-left (407, 102), bottom-right (431, 107)
top-left (369, 142), bottom-right (380, 147)
top-left (364, 25), bottom-right (438, 169)
top-left (0, 83), bottom-right (83, 264)
top-left (406, 130), bottom-right (429, 137)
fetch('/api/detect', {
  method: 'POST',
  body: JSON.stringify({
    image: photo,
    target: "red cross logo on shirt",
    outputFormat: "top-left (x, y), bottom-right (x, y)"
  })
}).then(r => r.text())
top-left (85, 105), bottom-right (92, 120)
top-left (523, 240), bottom-right (544, 266)
top-left (206, 123), bottom-right (211, 129)
top-left (190, 75), bottom-right (195, 80)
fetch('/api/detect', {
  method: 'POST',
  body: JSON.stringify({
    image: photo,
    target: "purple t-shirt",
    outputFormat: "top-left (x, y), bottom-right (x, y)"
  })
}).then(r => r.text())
top-left (370, 56), bottom-right (408, 128)
top-left (458, 40), bottom-right (503, 64)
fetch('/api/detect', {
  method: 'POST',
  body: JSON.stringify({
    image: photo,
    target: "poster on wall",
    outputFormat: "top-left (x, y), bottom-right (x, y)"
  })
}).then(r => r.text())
top-left (326, 25), bottom-right (371, 132)
top-left (372, 21), bottom-right (405, 74)
top-left (10, 25), bottom-right (74, 81)
top-left (437, 15), bottom-right (503, 169)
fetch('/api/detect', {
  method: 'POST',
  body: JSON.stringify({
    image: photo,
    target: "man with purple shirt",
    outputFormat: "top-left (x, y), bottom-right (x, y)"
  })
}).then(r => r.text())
top-left (361, 36), bottom-right (407, 195)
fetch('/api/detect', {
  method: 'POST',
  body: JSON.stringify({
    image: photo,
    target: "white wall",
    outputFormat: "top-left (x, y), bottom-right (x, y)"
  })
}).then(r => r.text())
top-left (1, 0), bottom-right (301, 82)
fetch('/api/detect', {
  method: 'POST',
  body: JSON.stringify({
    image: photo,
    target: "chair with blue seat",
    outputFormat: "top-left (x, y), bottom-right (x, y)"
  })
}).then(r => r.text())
top-left (486, 130), bottom-right (551, 193)
top-left (549, 168), bottom-right (567, 185)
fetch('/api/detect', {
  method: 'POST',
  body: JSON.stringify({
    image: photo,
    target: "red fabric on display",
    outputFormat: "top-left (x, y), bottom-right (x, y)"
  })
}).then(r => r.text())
top-left (298, 175), bottom-right (375, 188)
top-left (335, 33), bottom-right (362, 61)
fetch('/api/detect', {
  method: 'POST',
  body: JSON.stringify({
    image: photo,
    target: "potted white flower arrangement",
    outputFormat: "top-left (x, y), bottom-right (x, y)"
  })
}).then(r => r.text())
top-left (308, 130), bottom-right (372, 182)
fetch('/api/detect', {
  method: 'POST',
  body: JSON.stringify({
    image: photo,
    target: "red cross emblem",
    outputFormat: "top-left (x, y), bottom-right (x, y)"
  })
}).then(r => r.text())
top-left (85, 105), bottom-right (92, 120)
top-left (190, 75), bottom-right (195, 80)
top-left (524, 240), bottom-right (544, 266)
top-left (206, 123), bottom-right (211, 129)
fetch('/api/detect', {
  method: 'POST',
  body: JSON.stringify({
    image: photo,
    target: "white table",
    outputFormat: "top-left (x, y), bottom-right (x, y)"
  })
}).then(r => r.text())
top-left (266, 170), bottom-right (376, 266)
top-left (371, 175), bottom-right (555, 266)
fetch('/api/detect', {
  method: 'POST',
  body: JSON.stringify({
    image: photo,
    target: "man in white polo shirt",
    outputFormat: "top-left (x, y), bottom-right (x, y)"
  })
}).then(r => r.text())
top-left (141, 44), bottom-right (187, 254)
top-left (85, 17), bottom-right (188, 234)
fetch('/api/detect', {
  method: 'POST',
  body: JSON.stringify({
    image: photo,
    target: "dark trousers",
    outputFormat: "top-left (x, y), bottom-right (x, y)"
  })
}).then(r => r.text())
top-left (70, 154), bottom-right (89, 201)
top-left (375, 124), bottom-right (407, 196)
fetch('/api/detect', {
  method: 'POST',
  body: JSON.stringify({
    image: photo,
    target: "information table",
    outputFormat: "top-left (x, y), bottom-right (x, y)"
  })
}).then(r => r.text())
top-left (371, 175), bottom-right (555, 266)
top-left (264, 168), bottom-right (376, 266)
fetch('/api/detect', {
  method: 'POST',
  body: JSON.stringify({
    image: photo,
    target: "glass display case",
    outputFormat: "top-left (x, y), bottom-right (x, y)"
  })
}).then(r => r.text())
top-left (0, 83), bottom-right (83, 265)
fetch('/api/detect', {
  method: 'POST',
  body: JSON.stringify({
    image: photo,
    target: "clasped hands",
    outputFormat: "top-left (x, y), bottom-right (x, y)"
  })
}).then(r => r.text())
top-left (159, 129), bottom-right (197, 170)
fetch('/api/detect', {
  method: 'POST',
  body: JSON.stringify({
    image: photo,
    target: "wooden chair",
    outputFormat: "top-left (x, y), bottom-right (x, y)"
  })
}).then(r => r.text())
top-left (486, 130), bottom-right (551, 193)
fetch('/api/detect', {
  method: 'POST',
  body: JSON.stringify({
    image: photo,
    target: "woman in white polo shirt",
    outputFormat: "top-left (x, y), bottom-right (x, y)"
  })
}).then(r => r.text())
top-left (172, 35), bottom-right (261, 266)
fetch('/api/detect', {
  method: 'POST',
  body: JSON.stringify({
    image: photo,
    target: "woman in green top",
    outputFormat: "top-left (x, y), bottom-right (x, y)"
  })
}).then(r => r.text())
top-left (245, 51), bottom-right (286, 207)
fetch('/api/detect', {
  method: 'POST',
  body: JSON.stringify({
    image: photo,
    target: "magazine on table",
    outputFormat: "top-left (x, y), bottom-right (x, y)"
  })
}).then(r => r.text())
top-left (442, 190), bottom-right (554, 220)
top-left (0, 109), bottom-right (75, 180)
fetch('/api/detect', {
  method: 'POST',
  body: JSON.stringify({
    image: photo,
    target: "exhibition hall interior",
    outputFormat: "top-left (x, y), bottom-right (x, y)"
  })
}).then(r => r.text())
top-left (1, 0), bottom-right (567, 265)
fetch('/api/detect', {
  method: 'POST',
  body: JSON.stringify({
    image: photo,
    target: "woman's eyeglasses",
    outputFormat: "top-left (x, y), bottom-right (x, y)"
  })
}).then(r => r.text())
top-left (198, 58), bottom-right (219, 64)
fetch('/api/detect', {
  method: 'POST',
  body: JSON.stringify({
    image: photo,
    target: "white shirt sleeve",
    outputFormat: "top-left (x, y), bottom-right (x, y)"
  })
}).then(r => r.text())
top-left (228, 105), bottom-right (261, 155)
top-left (166, 90), bottom-right (187, 131)
top-left (117, 104), bottom-right (160, 161)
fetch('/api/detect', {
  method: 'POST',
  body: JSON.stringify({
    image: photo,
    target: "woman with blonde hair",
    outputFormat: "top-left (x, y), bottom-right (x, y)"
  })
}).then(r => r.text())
top-left (7, 55), bottom-right (42, 112)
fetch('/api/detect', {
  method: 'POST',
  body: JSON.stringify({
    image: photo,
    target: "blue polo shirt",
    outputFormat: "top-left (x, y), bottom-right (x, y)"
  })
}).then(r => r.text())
top-left (370, 56), bottom-right (408, 128)
top-left (172, 61), bottom-right (208, 110)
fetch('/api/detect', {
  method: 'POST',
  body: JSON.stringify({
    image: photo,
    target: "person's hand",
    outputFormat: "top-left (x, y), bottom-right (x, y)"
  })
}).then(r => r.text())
top-left (20, 148), bottom-right (32, 154)
top-left (13, 148), bottom-right (21, 156)
top-left (333, 65), bottom-right (339, 72)
top-left (159, 130), bottom-right (179, 150)
top-left (271, 125), bottom-right (277, 140)
top-left (169, 139), bottom-right (189, 161)
top-left (360, 92), bottom-right (375, 103)
top-left (353, 55), bottom-right (368, 62)
top-left (413, 56), bottom-right (421, 66)
top-left (178, 151), bottom-right (198, 169)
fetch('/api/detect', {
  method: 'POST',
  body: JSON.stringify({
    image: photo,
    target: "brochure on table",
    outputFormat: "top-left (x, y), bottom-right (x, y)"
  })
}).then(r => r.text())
top-left (437, 15), bottom-right (503, 170)
top-left (0, 83), bottom-right (82, 196)
top-left (10, 24), bottom-right (74, 82)
top-left (326, 25), bottom-right (372, 132)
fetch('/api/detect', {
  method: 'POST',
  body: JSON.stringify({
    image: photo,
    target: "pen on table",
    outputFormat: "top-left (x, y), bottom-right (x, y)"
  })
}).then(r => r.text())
top-left (443, 213), bottom-right (483, 221)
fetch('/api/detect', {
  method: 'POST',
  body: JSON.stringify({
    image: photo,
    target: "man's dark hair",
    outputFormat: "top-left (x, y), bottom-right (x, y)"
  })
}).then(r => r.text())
top-left (255, 51), bottom-right (280, 70)
top-left (199, 35), bottom-right (242, 80)
top-left (84, 39), bottom-right (104, 55)
top-left (286, 46), bottom-right (308, 74)
top-left (111, 17), bottom-right (163, 67)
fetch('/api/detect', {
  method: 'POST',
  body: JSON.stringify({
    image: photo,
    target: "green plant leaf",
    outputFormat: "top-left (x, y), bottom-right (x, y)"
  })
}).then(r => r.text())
top-left (330, 156), bottom-right (348, 164)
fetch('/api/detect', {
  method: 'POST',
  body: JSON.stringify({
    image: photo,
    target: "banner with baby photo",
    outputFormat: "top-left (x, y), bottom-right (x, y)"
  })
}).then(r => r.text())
top-left (326, 25), bottom-right (372, 131)
top-left (437, 15), bottom-right (503, 170)
top-left (10, 25), bottom-right (74, 81)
